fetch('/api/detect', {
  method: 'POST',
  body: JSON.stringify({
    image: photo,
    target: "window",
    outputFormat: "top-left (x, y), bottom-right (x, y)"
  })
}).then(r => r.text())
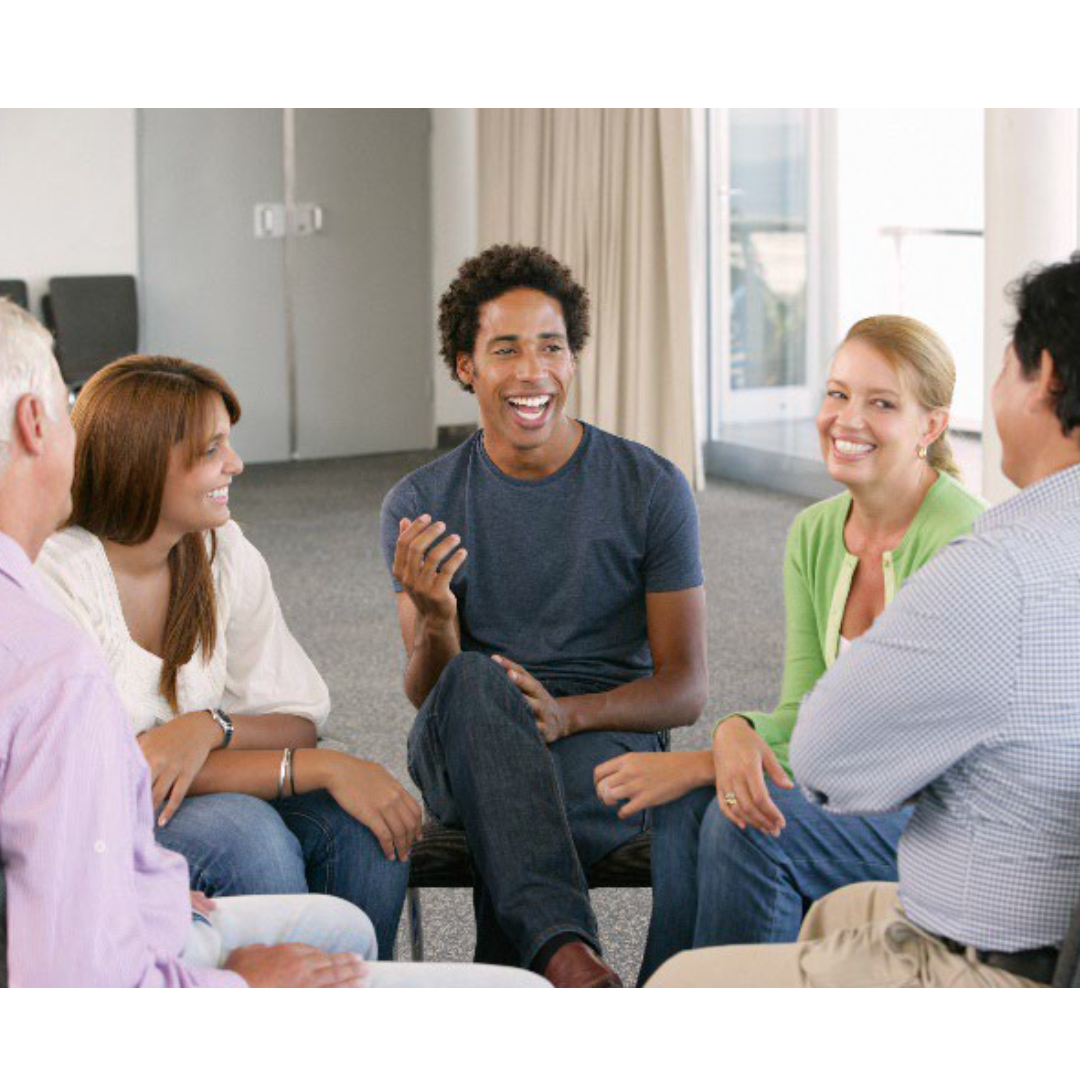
top-left (708, 108), bottom-right (819, 435)
top-left (703, 109), bottom-right (984, 495)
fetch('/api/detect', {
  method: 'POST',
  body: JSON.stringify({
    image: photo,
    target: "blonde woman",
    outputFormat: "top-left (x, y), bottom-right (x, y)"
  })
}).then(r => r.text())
top-left (595, 317), bottom-right (987, 984)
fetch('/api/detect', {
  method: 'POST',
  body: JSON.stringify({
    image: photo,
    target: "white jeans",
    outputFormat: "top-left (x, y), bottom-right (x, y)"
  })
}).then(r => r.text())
top-left (182, 894), bottom-right (550, 988)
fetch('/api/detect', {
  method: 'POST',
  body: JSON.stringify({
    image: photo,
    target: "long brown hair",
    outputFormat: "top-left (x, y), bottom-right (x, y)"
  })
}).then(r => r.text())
top-left (68, 355), bottom-right (242, 711)
top-left (842, 315), bottom-right (961, 480)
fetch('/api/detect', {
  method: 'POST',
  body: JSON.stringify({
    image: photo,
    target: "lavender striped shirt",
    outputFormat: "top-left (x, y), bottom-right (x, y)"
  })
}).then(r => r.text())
top-left (0, 530), bottom-right (242, 987)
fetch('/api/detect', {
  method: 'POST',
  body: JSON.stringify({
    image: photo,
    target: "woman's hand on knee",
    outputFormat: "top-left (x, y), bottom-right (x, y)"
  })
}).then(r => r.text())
top-left (319, 753), bottom-right (423, 862)
top-left (593, 751), bottom-right (712, 819)
top-left (139, 710), bottom-right (222, 828)
top-left (711, 716), bottom-right (793, 837)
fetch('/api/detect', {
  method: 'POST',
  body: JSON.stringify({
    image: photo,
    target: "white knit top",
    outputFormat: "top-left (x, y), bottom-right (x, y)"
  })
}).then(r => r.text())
top-left (37, 521), bottom-right (331, 736)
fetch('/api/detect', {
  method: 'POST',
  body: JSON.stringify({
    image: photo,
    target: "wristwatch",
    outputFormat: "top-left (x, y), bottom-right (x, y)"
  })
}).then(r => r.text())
top-left (209, 707), bottom-right (234, 749)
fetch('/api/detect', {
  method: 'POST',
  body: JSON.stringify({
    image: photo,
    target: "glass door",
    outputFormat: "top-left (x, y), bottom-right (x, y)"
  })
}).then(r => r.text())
top-left (709, 108), bottom-right (818, 430)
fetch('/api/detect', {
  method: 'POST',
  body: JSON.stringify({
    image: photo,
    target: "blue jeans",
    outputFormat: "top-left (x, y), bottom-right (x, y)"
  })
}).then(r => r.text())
top-left (408, 652), bottom-right (660, 968)
top-left (155, 788), bottom-right (410, 959)
top-left (639, 781), bottom-right (911, 984)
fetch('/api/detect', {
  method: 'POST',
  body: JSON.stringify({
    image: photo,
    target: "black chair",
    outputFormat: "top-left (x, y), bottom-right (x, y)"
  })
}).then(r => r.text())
top-left (0, 280), bottom-right (29, 310)
top-left (43, 275), bottom-right (137, 390)
top-left (404, 821), bottom-right (652, 961)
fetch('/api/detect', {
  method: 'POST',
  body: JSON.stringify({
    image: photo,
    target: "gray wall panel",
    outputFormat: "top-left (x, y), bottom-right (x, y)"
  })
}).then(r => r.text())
top-left (138, 109), bottom-right (290, 463)
top-left (292, 109), bottom-right (433, 458)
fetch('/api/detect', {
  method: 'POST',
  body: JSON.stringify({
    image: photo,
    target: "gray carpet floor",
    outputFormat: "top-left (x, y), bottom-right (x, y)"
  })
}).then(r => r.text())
top-left (229, 450), bottom-right (811, 983)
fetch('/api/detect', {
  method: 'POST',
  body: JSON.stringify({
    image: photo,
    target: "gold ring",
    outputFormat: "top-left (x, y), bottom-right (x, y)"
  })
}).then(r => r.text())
top-left (723, 792), bottom-right (738, 806)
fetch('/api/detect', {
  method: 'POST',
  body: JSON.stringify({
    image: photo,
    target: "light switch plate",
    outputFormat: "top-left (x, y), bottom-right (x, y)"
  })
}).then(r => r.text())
top-left (254, 203), bottom-right (286, 239)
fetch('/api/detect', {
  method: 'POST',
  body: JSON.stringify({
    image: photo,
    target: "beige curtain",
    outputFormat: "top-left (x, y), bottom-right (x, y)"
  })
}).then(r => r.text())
top-left (477, 109), bottom-right (702, 488)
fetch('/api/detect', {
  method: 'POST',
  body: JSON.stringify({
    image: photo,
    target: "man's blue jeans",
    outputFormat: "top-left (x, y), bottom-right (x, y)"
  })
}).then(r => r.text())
top-left (639, 781), bottom-right (911, 984)
top-left (155, 788), bottom-right (410, 960)
top-left (408, 652), bottom-right (660, 968)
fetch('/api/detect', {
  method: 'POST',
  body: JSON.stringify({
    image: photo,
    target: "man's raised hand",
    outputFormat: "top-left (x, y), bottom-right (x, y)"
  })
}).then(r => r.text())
top-left (393, 515), bottom-right (468, 625)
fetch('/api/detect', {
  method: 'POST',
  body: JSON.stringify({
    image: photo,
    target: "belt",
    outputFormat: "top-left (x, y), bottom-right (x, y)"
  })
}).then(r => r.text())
top-left (941, 936), bottom-right (1058, 985)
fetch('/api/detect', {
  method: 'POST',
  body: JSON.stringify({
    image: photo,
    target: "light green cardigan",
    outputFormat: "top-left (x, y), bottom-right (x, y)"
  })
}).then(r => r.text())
top-left (738, 472), bottom-right (987, 775)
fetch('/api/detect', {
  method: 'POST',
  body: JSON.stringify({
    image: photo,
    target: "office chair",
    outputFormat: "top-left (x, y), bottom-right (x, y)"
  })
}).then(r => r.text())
top-left (43, 275), bottom-right (138, 392)
top-left (0, 280), bottom-right (29, 310)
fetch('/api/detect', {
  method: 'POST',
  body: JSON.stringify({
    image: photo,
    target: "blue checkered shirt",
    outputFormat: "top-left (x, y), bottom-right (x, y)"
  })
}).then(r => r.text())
top-left (791, 463), bottom-right (1080, 951)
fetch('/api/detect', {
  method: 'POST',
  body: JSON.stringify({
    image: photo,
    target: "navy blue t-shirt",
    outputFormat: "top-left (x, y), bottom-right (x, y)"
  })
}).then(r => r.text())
top-left (379, 423), bottom-right (703, 692)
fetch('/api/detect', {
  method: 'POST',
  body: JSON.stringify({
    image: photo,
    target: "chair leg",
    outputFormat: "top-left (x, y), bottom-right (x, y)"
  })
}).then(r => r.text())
top-left (406, 887), bottom-right (424, 962)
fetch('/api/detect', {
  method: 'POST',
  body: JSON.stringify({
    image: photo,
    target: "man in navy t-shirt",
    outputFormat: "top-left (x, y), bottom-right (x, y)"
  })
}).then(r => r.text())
top-left (380, 245), bottom-right (707, 987)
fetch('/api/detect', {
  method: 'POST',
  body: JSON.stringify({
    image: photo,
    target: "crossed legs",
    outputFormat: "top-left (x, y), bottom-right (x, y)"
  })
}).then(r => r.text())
top-left (408, 652), bottom-right (657, 968)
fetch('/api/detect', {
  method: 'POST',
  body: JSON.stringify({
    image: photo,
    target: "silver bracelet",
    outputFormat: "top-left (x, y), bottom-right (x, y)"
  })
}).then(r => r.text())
top-left (277, 748), bottom-right (293, 801)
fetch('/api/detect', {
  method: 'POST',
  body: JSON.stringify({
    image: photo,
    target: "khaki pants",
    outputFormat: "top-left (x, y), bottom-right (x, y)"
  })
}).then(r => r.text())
top-left (646, 882), bottom-right (1042, 988)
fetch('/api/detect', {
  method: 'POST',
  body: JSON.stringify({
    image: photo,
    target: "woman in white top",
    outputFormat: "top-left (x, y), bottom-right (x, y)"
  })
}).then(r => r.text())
top-left (39, 355), bottom-right (422, 959)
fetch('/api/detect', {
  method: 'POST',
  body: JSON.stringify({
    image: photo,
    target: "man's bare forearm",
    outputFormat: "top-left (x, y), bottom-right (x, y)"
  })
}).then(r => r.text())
top-left (559, 665), bottom-right (708, 736)
top-left (403, 615), bottom-right (461, 708)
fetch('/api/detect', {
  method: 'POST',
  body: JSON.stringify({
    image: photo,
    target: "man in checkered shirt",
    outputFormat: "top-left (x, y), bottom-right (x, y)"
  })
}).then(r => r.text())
top-left (650, 253), bottom-right (1080, 988)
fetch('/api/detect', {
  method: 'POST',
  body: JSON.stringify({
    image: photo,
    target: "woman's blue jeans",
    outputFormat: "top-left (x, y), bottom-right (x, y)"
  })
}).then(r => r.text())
top-left (639, 781), bottom-right (911, 984)
top-left (155, 788), bottom-right (410, 960)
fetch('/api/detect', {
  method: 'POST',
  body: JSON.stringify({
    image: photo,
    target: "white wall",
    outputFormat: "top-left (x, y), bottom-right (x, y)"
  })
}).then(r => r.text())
top-left (430, 108), bottom-right (479, 429)
top-left (0, 109), bottom-right (138, 311)
top-left (835, 110), bottom-right (984, 430)
top-left (983, 109), bottom-right (1080, 503)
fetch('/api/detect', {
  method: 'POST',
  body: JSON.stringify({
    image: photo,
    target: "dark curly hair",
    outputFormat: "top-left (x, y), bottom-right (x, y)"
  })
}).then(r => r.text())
top-left (1009, 251), bottom-right (1080, 436)
top-left (438, 244), bottom-right (590, 393)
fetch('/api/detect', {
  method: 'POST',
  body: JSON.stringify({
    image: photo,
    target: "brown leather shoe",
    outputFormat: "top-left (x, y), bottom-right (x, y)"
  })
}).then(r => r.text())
top-left (542, 942), bottom-right (623, 988)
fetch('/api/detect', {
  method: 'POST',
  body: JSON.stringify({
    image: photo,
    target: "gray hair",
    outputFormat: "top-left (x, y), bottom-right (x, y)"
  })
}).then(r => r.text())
top-left (0, 298), bottom-right (62, 472)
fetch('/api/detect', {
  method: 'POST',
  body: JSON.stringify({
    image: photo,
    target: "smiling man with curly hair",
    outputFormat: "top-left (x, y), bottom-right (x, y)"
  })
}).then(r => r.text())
top-left (380, 244), bottom-right (708, 987)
